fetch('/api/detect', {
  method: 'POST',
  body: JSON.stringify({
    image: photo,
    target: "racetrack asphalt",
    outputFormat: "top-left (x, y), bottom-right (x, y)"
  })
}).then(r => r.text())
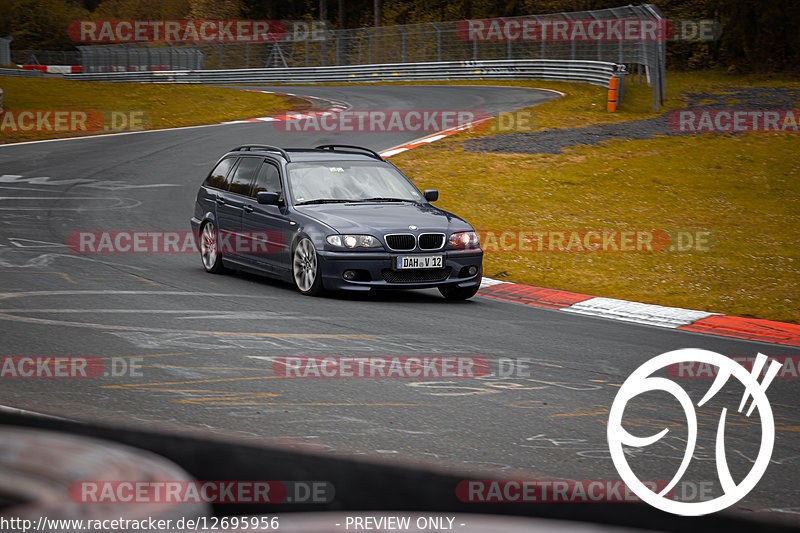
top-left (0, 84), bottom-right (797, 526)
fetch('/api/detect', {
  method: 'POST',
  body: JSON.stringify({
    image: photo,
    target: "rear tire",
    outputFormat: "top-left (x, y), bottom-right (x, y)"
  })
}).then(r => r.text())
top-left (293, 237), bottom-right (324, 296)
top-left (199, 222), bottom-right (225, 274)
top-left (439, 284), bottom-right (480, 300)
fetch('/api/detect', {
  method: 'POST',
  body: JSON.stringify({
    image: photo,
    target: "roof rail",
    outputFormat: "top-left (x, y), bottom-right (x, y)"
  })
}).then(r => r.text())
top-left (231, 145), bottom-right (291, 162)
top-left (314, 144), bottom-right (383, 161)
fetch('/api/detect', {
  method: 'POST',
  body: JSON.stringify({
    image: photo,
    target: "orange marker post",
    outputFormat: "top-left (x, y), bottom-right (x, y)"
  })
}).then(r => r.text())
top-left (607, 77), bottom-right (619, 112)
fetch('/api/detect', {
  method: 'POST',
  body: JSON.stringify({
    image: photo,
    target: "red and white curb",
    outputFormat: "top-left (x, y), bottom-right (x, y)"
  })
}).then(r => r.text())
top-left (221, 90), bottom-right (350, 125)
top-left (21, 65), bottom-right (82, 74)
top-left (380, 117), bottom-right (492, 157)
top-left (475, 280), bottom-right (800, 347)
top-left (20, 66), bottom-right (177, 74)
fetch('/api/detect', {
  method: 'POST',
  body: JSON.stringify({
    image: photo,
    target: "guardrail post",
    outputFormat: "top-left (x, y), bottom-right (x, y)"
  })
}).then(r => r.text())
top-left (431, 23), bottom-right (441, 62)
top-left (650, 67), bottom-right (658, 111)
top-left (1, 36), bottom-right (14, 67)
top-left (530, 16), bottom-right (545, 58)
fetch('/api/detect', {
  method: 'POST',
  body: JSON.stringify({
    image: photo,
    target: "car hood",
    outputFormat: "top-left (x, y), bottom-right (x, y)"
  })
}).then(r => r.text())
top-left (296, 202), bottom-right (473, 235)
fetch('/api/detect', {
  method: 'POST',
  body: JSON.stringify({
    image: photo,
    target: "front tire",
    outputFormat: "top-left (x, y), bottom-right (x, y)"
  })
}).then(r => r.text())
top-left (292, 237), bottom-right (323, 296)
top-left (199, 222), bottom-right (225, 274)
top-left (439, 284), bottom-right (480, 300)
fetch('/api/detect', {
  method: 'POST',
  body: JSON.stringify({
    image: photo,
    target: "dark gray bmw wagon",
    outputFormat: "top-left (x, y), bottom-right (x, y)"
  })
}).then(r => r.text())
top-left (190, 145), bottom-right (483, 299)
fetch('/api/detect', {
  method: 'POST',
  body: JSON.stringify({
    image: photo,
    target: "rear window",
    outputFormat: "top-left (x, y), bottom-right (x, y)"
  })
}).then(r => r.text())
top-left (204, 158), bottom-right (235, 189)
top-left (228, 157), bottom-right (262, 196)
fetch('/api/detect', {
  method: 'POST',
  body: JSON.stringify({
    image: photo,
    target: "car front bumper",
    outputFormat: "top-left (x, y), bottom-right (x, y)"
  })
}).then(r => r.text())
top-left (317, 248), bottom-right (483, 291)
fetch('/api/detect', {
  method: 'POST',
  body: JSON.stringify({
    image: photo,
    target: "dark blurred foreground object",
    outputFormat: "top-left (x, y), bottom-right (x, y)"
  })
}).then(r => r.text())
top-left (0, 426), bottom-right (208, 525)
top-left (0, 412), bottom-right (794, 532)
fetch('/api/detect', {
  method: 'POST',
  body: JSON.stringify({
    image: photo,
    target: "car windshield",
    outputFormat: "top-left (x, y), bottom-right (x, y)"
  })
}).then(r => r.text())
top-left (287, 161), bottom-right (424, 204)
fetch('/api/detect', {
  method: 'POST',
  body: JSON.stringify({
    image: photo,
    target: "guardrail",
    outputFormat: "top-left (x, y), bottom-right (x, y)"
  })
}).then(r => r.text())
top-left (65, 58), bottom-right (625, 99)
top-left (0, 67), bottom-right (45, 77)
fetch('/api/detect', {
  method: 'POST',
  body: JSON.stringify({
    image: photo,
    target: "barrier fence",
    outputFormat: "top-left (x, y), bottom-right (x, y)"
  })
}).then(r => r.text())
top-left (79, 45), bottom-right (204, 72)
top-left (9, 3), bottom-right (664, 109)
top-left (72, 4), bottom-right (661, 108)
top-left (9, 49), bottom-right (81, 66)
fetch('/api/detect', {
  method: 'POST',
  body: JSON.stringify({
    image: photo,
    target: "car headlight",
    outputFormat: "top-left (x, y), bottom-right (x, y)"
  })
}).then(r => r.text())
top-left (326, 234), bottom-right (382, 248)
top-left (449, 231), bottom-right (480, 249)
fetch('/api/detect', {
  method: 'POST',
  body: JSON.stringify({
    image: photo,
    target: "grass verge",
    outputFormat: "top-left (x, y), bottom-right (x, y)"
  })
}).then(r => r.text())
top-left (388, 71), bottom-right (800, 323)
top-left (0, 76), bottom-right (301, 143)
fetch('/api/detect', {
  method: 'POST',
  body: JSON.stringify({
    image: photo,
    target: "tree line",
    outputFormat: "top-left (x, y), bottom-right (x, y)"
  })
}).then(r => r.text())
top-left (1, 0), bottom-right (798, 72)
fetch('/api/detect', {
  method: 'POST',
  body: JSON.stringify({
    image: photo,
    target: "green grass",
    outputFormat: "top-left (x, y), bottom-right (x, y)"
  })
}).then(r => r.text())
top-left (388, 71), bottom-right (800, 323)
top-left (0, 76), bottom-right (300, 143)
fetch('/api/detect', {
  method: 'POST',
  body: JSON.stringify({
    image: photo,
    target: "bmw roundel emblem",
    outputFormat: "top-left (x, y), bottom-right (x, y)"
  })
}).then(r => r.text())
top-left (409, 225), bottom-right (417, 230)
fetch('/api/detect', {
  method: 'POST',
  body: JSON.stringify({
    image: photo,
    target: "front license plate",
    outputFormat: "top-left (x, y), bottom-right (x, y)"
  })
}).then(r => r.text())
top-left (396, 255), bottom-right (444, 269)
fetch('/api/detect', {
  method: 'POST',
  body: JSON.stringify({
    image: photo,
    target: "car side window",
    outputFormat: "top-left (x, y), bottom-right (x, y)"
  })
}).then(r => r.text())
top-left (250, 160), bottom-right (282, 199)
top-left (204, 157), bottom-right (235, 190)
top-left (227, 157), bottom-right (262, 196)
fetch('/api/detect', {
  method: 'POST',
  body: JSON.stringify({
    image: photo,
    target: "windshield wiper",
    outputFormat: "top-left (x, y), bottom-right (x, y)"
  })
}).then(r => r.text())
top-left (294, 199), bottom-right (353, 205)
top-left (356, 197), bottom-right (415, 203)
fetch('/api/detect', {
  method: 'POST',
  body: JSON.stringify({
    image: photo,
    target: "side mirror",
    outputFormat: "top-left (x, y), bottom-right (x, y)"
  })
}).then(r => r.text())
top-left (424, 189), bottom-right (438, 202)
top-left (257, 191), bottom-right (280, 205)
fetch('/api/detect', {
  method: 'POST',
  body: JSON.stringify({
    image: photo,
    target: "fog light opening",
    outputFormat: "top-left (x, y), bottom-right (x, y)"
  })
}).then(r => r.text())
top-left (343, 270), bottom-right (357, 281)
top-left (467, 266), bottom-right (478, 276)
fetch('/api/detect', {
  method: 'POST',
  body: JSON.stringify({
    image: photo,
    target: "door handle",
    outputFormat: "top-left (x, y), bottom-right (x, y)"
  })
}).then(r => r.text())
top-left (215, 196), bottom-right (225, 206)
top-left (243, 205), bottom-right (254, 213)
